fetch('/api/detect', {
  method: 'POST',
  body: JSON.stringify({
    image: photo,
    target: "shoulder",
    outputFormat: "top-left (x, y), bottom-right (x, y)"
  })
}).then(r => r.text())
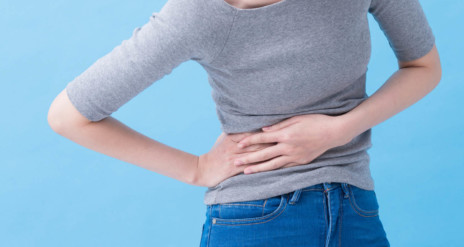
top-left (158, 0), bottom-right (235, 31)
top-left (157, 0), bottom-right (237, 63)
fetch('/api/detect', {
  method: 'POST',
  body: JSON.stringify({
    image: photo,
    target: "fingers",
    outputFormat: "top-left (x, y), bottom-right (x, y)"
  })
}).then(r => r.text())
top-left (233, 142), bottom-right (275, 155)
top-left (243, 155), bottom-right (294, 174)
top-left (227, 131), bottom-right (256, 143)
top-left (225, 132), bottom-right (273, 154)
top-left (234, 143), bottom-right (283, 166)
top-left (237, 131), bottom-right (280, 148)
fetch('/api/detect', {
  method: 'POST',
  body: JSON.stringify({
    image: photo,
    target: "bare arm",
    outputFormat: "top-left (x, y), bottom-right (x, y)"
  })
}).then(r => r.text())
top-left (47, 89), bottom-right (199, 186)
top-left (339, 43), bottom-right (442, 142)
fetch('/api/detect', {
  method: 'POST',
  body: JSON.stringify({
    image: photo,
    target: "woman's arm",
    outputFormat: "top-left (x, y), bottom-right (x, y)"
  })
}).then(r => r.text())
top-left (48, 89), bottom-right (199, 185)
top-left (47, 0), bottom-right (227, 186)
top-left (48, 89), bottom-right (255, 188)
top-left (199, 0), bottom-right (443, 174)
top-left (341, 0), bottom-right (442, 140)
top-left (231, 44), bottom-right (441, 174)
top-left (339, 43), bottom-right (442, 142)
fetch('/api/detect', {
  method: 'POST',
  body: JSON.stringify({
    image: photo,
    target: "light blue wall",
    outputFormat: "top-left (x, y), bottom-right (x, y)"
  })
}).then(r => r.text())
top-left (0, 0), bottom-right (462, 246)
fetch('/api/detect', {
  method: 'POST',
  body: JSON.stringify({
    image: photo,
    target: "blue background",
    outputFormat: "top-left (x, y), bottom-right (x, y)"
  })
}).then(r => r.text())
top-left (1, 0), bottom-right (462, 246)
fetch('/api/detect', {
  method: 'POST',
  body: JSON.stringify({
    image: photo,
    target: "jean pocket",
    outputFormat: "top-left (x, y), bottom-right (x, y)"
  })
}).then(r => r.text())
top-left (211, 194), bottom-right (288, 226)
top-left (347, 184), bottom-right (379, 217)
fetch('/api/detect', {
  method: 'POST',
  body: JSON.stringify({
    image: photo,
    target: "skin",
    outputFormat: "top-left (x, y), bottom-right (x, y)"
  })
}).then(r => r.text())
top-left (230, 44), bottom-right (442, 176)
top-left (223, 0), bottom-right (285, 9)
top-left (47, 0), bottom-right (442, 188)
top-left (214, 0), bottom-right (442, 176)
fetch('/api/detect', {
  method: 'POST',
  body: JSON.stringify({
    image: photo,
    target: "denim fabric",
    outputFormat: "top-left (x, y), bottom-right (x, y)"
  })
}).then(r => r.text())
top-left (199, 182), bottom-right (390, 247)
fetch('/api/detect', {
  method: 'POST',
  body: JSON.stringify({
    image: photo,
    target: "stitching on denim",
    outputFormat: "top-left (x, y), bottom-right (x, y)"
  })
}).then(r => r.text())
top-left (348, 185), bottom-right (379, 213)
top-left (289, 189), bottom-right (302, 204)
top-left (207, 206), bottom-right (212, 247)
top-left (262, 199), bottom-right (267, 216)
top-left (213, 194), bottom-right (288, 226)
top-left (214, 194), bottom-right (288, 226)
top-left (217, 195), bottom-right (283, 221)
top-left (325, 191), bottom-right (332, 247)
top-left (214, 195), bottom-right (283, 223)
top-left (301, 188), bottom-right (324, 192)
top-left (339, 189), bottom-right (343, 247)
top-left (219, 203), bottom-right (264, 207)
top-left (347, 185), bottom-right (379, 217)
top-left (323, 191), bottom-right (328, 229)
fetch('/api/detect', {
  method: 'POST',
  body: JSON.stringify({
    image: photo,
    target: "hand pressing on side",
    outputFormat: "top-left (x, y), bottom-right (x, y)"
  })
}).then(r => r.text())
top-left (233, 114), bottom-right (355, 174)
top-left (194, 131), bottom-right (275, 188)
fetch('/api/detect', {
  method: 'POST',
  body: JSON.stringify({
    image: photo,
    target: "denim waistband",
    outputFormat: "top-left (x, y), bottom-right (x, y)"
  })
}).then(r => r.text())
top-left (288, 182), bottom-right (350, 205)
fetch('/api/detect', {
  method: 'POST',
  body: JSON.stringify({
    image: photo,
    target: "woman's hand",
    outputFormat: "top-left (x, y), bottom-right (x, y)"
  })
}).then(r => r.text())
top-left (233, 114), bottom-right (355, 174)
top-left (194, 131), bottom-right (275, 188)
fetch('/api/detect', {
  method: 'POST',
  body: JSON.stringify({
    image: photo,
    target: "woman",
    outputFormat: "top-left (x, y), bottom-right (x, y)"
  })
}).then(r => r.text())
top-left (48, 0), bottom-right (441, 246)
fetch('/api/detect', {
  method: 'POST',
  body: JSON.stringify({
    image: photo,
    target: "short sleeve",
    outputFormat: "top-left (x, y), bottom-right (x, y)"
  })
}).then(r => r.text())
top-left (368, 0), bottom-right (436, 62)
top-left (65, 0), bottom-right (212, 121)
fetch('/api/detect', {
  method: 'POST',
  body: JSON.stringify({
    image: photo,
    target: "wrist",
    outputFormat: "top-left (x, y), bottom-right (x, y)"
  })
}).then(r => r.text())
top-left (333, 113), bottom-right (363, 145)
top-left (191, 153), bottom-right (206, 187)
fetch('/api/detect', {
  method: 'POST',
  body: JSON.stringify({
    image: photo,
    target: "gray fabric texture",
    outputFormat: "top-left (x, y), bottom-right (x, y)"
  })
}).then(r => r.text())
top-left (65, 0), bottom-right (435, 205)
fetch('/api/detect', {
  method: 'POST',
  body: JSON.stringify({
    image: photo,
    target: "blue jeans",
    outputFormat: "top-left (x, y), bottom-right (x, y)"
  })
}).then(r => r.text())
top-left (199, 182), bottom-right (390, 247)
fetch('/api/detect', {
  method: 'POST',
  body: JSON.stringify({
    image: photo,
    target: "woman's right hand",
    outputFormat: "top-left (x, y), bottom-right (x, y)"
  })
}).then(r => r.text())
top-left (194, 131), bottom-right (276, 188)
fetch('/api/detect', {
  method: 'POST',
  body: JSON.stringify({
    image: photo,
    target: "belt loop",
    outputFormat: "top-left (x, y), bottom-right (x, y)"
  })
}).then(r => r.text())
top-left (289, 189), bottom-right (302, 205)
top-left (322, 182), bottom-right (330, 192)
top-left (341, 183), bottom-right (349, 199)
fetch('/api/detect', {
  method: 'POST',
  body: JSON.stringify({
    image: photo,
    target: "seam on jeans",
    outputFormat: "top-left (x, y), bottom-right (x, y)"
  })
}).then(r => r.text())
top-left (214, 195), bottom-right (285, 224)
top-left (348, 185), bottom-right (378, 213)
top-left (347, 185), bottom-right (379, 218)
top-left (207, 206), bottom-right (212, 247)
top-left (215, 196), bottom-right (283, 222)
top-left (323, 191), bottom-right (328, 230)
top-left (262, 199), bottom-right (267, 216)
top-left (339, 190), bottom-right (343, 247)
top-left (325, 191), bottom-right (332, 247)
top-left (217, 203), bottom-right (264, 218)
top-left (213, 194), bottom-right (288, 226)
top-left (219, 203), bottom-right (264, 207)
top-left (301, 188), bottom-right (324, 192)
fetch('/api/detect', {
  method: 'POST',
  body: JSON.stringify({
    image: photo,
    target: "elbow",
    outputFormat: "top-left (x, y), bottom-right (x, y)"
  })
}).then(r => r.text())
top-left (428, 57), bottom-right (442, 89)
top-left (47, 105), bottom-right (62, 134)
top-left (426, 46), bottom-right (442, 86)
top-left (434, 61), bottom-right (442, 85)
top-left (47, 89), bottom-right (92, 135)
top-left (47, 97), bottom-right (72, 136)
top-left (398, 43), bottom-right (442, 88)
top-left (423, 62), bottom-right (442, 93)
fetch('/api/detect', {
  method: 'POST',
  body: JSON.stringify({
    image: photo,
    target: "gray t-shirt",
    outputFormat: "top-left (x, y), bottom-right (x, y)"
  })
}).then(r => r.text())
top-left (65, 0), bottom-right (435, 205)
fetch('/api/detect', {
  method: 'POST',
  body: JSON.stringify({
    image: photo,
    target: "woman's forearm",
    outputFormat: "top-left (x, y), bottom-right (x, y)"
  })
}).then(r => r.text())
top-left (56, 117), bottom-right (199, 186)
top-left (338, 64), bottom-right (441, 141)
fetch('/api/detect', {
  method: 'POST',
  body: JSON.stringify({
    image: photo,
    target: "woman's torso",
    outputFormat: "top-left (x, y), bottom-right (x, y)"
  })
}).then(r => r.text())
top-left (198, 0), bottom-right (372, 134)
top-left (198, 0), bottom-right (375, 205)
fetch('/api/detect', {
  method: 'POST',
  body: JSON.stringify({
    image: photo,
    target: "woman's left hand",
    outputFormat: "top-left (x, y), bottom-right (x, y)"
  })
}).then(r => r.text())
top-left (234, 114), bottom-right (354, 174)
